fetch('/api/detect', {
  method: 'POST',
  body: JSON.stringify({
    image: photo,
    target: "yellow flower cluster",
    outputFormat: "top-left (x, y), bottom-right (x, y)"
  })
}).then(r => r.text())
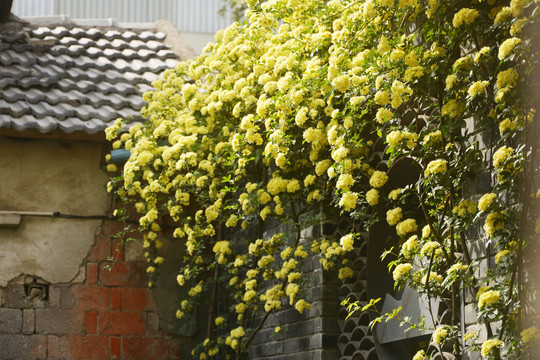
top-left (386, 130), bottom-right (418, 148)
top-left (499, 37), bottom-right (522, 60)
top-left (396, 218), bottom-right (418, 237)
top-left (481, 339), bottom-right (503, 358)
top-left (453, 8), bottom-right (480, 28)
top-left (452, 199), bottom-right (477, 217)
top-left (412, 350), bottom-right (425, 360)
top-left (424, 159), bottom-right (447, 177)
top-left (478, 290), bottom-right (501, 308)
top-left (386, 207), bottom-right (403, 226)
top-left (432, 326), bottom-right (448, 345)
top-left (369, 171), bottom-right (388, 188)
top-left (493, 146), bottom-right (514, 168)
top-left (484, 212), bottom-right (504, 236)
top-left (401, 235), bottom-right (419, 259)
top-left (468, 81), bottom-right (490, 98)
top-left (499, 118), bottom-right (518, 134)
top-left (478, 193), bottom-right (497, 211)
top-left (521, 326), bottom-right (540, 343)
top-left (339, 234), bottom-right (354, 252)
top-left (392, 263), bottom-right (412, 281)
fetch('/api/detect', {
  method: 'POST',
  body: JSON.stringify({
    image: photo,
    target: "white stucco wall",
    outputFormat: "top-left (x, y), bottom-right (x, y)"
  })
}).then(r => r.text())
top-left (0, 138), bottom-right (109, 286)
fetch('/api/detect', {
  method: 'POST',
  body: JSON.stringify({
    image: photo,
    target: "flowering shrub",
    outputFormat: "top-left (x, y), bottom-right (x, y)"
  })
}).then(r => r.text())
top-left (106, 0), bottom-right (539, 359)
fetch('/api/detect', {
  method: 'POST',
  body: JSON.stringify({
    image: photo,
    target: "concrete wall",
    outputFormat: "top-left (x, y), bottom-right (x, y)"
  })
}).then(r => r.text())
top-left (0, 138), bottom-right (106, 286)
top-left (0, 138), bottom-right (109, 287)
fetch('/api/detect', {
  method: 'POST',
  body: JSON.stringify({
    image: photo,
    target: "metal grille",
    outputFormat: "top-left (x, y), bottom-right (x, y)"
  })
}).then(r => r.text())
top-left (11, 0), bottom-right (232, 33)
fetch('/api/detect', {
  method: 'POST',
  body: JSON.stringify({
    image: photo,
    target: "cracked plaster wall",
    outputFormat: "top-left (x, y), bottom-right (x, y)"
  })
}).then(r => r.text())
top-left (0, 137), bottom-right (109, 286)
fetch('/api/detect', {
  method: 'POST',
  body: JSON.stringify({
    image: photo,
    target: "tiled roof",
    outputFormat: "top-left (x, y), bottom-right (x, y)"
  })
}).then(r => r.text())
top-left (0, 16), bottom-right (192, 136)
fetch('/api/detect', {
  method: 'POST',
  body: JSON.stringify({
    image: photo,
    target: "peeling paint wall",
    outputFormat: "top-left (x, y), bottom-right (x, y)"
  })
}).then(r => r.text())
top-left (0, 138), bottom-right (109, 286)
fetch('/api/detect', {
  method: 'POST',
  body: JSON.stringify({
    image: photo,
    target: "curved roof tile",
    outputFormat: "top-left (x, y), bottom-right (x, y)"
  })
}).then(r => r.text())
top-left (0, 16), bottom-right (191, 136)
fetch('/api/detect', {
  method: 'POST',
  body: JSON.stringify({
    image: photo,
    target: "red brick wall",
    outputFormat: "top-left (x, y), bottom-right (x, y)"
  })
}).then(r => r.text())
top-left (0, 220), bottom-right (181, 360)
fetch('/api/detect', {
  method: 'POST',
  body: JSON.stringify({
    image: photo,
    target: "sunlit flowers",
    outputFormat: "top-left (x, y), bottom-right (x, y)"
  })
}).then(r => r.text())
top-left (453, 8), bottom-right (479, 27)
top-left (478, 193), bottom-right (497, 211)
top-left (424, 159), bottom-right (447, 177)
top-left (392, 263), bottom-right (412, 281)
top-left (498, 37), bottom-right (522, 60)
top-left (478, 290), bottom-right (501, 308)
top-left (481, 339), bottom-right (503, 358)
top-left (493, 146), bottom-right (514, 168)
top-left (468, 81), bottom-right (490, 97)
top-left (339, 192), bottom-right (359, 210)
top-left (369, 170), bottom-right (388, 188)
top-left (396, 218), bottom-right (418, 236)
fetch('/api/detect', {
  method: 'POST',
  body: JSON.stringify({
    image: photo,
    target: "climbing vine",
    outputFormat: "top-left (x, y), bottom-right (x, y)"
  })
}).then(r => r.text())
top-left (106, 0), bottom-right (539, 359)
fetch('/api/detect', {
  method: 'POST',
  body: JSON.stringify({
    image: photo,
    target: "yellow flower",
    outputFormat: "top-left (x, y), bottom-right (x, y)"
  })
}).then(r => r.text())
top-left (510, 0), bottom-right (528, 16)
top-left (386, 130), bottom-right (418, 148)
top-left (333, 75), bottom-right (350, 92)
top-left (390, 49), bottom-right (405, 61)
top-left (176, 310), bottom-right (184, 319)
top-left (498, 37), bottom-right (522, 60)
top-left (494, 6), bottom-right (513, 23)
top-left (493, 146), bottom-right (513, 168)
top-left (521, 326), bottom-right (540, 343)
top-left (510, 18), bottom-right (527, 35)
top-left (215, 316), bottom-right (225, 326)
top-left (338, 266), bottom-right (354, 279)
top-left (403, 66), bottom-right (424, 82)
top-left (499, 118), bottom-right (517, 134)
top-left (304, 174), bottom-right (316, 187)
top-left (468, 81), bottom-right (490, 98)
top-left (432, 326), bottom-right (448, 345)
top-left (453, 8), bottom-right (479, 27)
top-left (339, 234), bottom-right (354, 252)
top-left (422, 225), bottom-right (431, 238)
top-left (339, 192), bottom-right (359, 210)
top-left (294, 299), bottom-right (311, 313)
top-left (366, 189), bottom-right (379, 206)
top-left (374, 90), bottom-right (390, 105)
top-left (420, 241), bottom-right (440, 257)
top-left (337, 173), bottom-right (354, 190)
top-left (441, 99), bottom-right (464, 118)
top-left (401, 235), bottom-right (419, 259)
top-left (392, 263), bottom-right (412, 281)
top-left (424, 159), bottom-right (447, 177)
top-left (412, 350), bottom-right (425, 360)
top-left (377, 36), bottom-right (391, 54)
top-left (386, 207), bottom-right (403, 226)
top-left (484, 212), bottom-right (504, 236)
top-left (230, 326), bottom-right (245, 338)
top-left (478, 290), bottom-right (500, 308)
top-left (388, 188), bottom-right (402, 200)
top-left (495, 249), bottom-right (511, 264)
top-left (369, 170), bottom-right (388, 188)
top-left (481, 339), bottom-right (503, 357)
top-left (396, 218), bottom-right (417, 236)
top-left (474, 46), bottom-right (491, 63)
top-left (445, 74), bottom-right (458, 90)
top-left (376, 107), bottom-right (393, 123)
top-left (478, 193), bottom-right (497, 211)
